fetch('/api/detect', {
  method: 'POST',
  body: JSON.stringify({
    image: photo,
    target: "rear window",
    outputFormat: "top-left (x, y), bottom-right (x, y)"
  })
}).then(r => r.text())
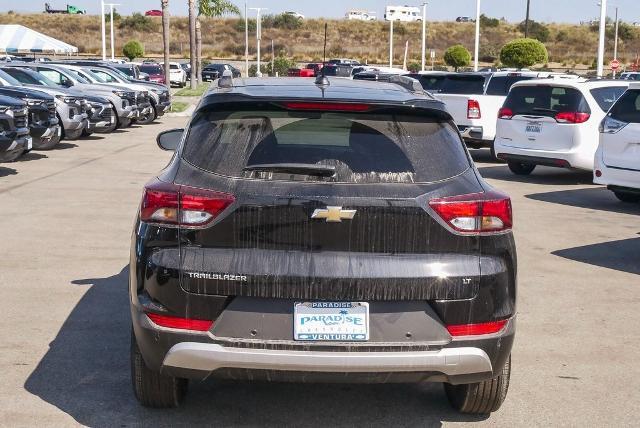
top-left (485, 75), bottom-right (536, 96)
top-left (169, 64), bottom-right (180, 70)
top-left (503, 85), bottom-right (590, 117)
top-left (608, 90), bottom-right (640, 123)
top-left (589, 86), bottom-right (627, 112)
top-left (438, 75), bottom-right (486, 95)
top-left (114, 66), bottom-right (134, 77)
top-left (182, 107), bottom-right (470, 184)
top-left (140, 65), bottom-right (163, 74)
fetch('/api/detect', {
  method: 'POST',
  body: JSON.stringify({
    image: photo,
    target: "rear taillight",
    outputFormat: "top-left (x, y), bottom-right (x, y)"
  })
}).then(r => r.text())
top-left (467, 99), bottom-right (481, 119)
top-left (281, 102), bottom-right (372, 112)
top-left (555, 111), bottom-right (590, 124)
top-left (146, 312), bottom-right (213, 332)
top-left (446, 319), bottom-right (508, 337)
top-left (140, 179), bottom-right (235, 227)
top-left (428, 191), bottom-right (512, 235)
top-left (498, 107), bottom-right (514, 120)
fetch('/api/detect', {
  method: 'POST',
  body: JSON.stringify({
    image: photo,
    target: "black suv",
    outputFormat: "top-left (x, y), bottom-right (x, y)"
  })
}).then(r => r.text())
top-left (130, 76), bottom-right (517, 414)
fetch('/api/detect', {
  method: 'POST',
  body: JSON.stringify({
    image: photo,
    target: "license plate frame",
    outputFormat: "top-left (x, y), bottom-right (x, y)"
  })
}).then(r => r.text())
top-left (525, 121), bottom-right (542, 133)
top-left (293, 302), bottom-right (369, 342)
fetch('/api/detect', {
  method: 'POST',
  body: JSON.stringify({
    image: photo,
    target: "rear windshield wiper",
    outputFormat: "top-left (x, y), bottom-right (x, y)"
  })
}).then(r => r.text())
top-left (243, 163), bottom-right (336, 177)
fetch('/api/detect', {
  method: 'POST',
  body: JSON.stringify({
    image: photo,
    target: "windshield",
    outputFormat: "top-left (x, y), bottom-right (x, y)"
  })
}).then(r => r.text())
top-left (140, 65), bottom-right (163, 74)
top-left (182, 106), bottom-right (470, 184)
top-left (114, 66), bottom-right (134, 77)
top-left (0, 69), bottom-right (23, 86)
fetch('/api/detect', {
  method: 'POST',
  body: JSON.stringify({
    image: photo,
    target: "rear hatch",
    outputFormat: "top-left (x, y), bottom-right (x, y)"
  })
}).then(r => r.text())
top-left (497, 84), bottom-right (590, 151)
top-left (601, 88), bottom-right (640, 170)
top-left (174, 102), bottom-right (484, 301)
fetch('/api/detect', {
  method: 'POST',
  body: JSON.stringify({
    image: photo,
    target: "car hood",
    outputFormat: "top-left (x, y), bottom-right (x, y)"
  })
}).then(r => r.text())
top-left (0, 85), bottom-right (54, 101)
top-left (0, 94), bottom-right (26, 107)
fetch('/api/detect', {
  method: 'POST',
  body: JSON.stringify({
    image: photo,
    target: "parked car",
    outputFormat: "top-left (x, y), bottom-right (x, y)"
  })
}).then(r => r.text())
top-left (179, 63), bottom-right (191, 81)
top-left (52, 64), bottom-right (154, 125)
top-left (139, 63), bottom-right (166, 84)
top-left (202, 63), bottom-right (241, 81)
top-left (283, 11), bottom-right (304, 19)
top-left (328, 58), bottom-right (362, 67)
top-left (168, 62), bottom-right (187, 87)
top-left (8, 63), bottom-right (140, 128)
top-left (1, 66), bottom-right (115, 135)
top-left (0, 70), bottom-right (61, 149)
top-left (130, 76), bottom-right (516, 414)
top-left (456, 16), bottom-right (474, 23)
top-left (594, 83), bottom-right (640, 202)
top-left (112, 63), bottom-right (147, 81)
top-left (145, 10), bottom-right (163, 16)
top-left (0, 95), bottom-right (30, 162)
top-left (426, 71), bottom-right (577, 158)
top-left (494, 79), bottom-right (629, 174)
top-left (619, 72), bottom-right (640, 81)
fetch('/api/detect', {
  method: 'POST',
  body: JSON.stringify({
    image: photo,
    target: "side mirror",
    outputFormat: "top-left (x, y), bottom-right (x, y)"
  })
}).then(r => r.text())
top-left (157, 128), bottom-right (184, 151)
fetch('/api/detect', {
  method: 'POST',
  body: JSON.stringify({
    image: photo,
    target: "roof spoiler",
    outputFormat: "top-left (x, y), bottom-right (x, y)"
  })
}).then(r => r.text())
top-left (388, 75), bottom-right (425, 94)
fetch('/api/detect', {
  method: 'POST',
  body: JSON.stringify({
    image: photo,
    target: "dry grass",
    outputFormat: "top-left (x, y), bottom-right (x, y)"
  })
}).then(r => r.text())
top-left (2, 13), bottom-right (639, 69)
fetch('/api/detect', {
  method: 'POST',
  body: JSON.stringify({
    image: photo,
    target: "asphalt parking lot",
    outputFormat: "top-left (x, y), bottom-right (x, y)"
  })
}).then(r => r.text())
top-left (0, 117), bottom-right (638, 427)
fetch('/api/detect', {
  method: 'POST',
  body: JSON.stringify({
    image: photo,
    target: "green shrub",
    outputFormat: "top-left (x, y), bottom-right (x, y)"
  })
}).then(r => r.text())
top-left (480, 14), bottom-right (500, 28)
top-left (122, 40), bottom-right (144, 61)
top-left (407, 61), bottom-right (421, 72)
top-left (249, 56), bottom-right (297, 77)
top-left (444, 45), bottom-right (471, 71)
top-left (119, 13), bottom-right (157, 32)
top-left (500, 38), bottom-right (548, 69)
top-left (273, 13), bottom-right (303, 30)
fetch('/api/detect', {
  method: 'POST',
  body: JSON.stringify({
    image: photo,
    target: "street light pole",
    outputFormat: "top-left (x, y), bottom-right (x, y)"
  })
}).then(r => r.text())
top-left (244, 2), bottom-right (248, 76)
top-left (389, 19), bottom-right (394, 68)
top-left (597, 0), bottom-right (607, 78)
top-left (106, 3), bottom-right (120, 61)
top-left (100, 0), bottom-right (106, 61)
top-left (421, 2), bottom-right (427, 72)
top-left (249, 7), bottom-right (267, 77)
top-left (525, 0), bottom-right (531, 38)
top-left (474, 0), bottom-right (481, 72)
top-left (613, 6), bottom-right (619, 78)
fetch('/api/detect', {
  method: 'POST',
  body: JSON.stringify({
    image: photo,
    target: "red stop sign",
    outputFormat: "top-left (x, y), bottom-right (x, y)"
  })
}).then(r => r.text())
top-left (610, 59), bottom-right (620, 70)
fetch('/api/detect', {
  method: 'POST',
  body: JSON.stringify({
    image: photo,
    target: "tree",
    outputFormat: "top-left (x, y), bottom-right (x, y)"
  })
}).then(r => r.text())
top-left (161, 0), bottom-right (170, 89)
top-left (188, 0), bottom-right (197, 89)
top-left (444, 45), bottom-right (471, 71)
top-left (500, 38), bottom-right (548, 69)
top-left (480, 14), bottom-right (500, 28)
top-left (197, 1), bottom-right (240, 83)
top-left (517, 20), bottom-right (549, 42)
top-left (122, 40), bottom-right (144, 61)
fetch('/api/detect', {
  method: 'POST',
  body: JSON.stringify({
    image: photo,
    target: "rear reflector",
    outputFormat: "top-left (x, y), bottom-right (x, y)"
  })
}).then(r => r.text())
top-left (555, 111), bottom-right (590, 124)
top-left (467, 99), bottom-right (481, 119)
top-left (280, 102), bottom-right (372, 112)
top-left (429, 191), bottom-right (512, 235)
top-left (141, 179), bottom-right (235, 228)
top-left (146, 312), bottom-right (213, 332)
top-left (447, 319), bottom-right (508, 337)
top-left (498, 107), bottom-right (514, 120)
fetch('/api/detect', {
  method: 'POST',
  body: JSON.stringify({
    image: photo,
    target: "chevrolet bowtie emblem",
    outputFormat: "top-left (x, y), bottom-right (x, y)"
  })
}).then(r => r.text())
top-left (311, 206), bottom-right (357, 223)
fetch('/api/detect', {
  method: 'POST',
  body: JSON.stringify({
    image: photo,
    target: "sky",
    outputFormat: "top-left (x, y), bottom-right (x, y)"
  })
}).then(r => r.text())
top-left (6, 0), bottom-right (640, 24)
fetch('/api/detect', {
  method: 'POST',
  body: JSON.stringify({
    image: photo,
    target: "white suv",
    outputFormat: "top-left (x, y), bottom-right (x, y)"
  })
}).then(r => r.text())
top-left (594, 83), bottom-right (640, 203)
top-left (494, 79), bottom-right (629, 175)
top-left (169, 62), bottom-right (186, 88)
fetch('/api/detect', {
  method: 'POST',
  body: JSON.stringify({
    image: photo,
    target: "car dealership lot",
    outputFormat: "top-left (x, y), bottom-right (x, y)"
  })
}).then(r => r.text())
top-left (0, 117), bottom-right (638, 426)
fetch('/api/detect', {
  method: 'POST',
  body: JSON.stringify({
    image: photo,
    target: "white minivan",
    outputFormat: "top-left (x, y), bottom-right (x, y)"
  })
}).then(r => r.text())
top-left (594, 83), bottom-right (640, 203)
top-left (494, 79), bottom-right (629, 175)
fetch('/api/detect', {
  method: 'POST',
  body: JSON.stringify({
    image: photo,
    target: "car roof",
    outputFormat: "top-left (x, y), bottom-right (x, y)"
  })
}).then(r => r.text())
top-left (510, 77), bottom-right (630, 90)
top-left (202, 77), bottom-right (447, 112)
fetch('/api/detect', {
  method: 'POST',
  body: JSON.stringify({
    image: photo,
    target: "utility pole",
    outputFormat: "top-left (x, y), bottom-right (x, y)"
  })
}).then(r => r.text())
top-left (244, 2), bottom-right (248, 76)
top-left (597, 0), bottom-right (607, 78)
top-left (421, 2), bottom-right (427, 71)
top-left (474, 0), bottom-right (481, 72)
top-left (613, 6), bottom-right (619, 78)
top-left (100, 0), bottom-right (106, 61)
top-left (249, 7), bottom-right (267, 77)
top-left (105, 3), bottom-right (120, 61)
top-left (403, 40), bottom-right (409, 70)
top-left (389, 19), bottom-right (394, 68)
top-left (271, 39), bottom-right (274, 76)
top-left (524, 0), bottom-right (531, 38)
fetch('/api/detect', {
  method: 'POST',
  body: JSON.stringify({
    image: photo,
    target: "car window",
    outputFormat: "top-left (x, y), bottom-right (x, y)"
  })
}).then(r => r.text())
top-left (503, 85), bottom-right (590, 118)
top-left (0, 69), bottom-right (22, 86)
top-left (170, 64), bottom-right (179, 70)
top-left (38, 68), bottom-right (70, 86)
top-left (485, 76), bottom-right (536, 96)
top-left (608, 90), bottom-right (640, 123)
top-left (140, 65), bottom-right (163, 74)
top-left (92, 69), bottom-right (117, 83)
top-left (2, 68), bottom-right (39, 84)
top-left (182, 107), bottom-right (470, 184)
top-left (589, 86), bottom-right (627, 112)
top-left (438, 75), bottom-right (486, 95)
top-left (114, 66), bottom-right (134, 77)
top-left (67, 69), bottom-right (93, 83)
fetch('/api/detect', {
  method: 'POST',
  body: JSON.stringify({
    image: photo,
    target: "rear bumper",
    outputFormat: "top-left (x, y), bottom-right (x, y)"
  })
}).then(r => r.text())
top-left (594, 151), bottom-right (640, 190)
top-left (494, 140), bottom-right (593, 170)
top-left (458, 125), bottom-right (486, 144)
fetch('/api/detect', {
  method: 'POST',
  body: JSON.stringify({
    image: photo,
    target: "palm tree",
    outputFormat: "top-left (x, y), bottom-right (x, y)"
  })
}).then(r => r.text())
top-left (188, 0), bottom-right (197, 89)
top-left (161, 0), bottom-right (170, 89)
top-left (197, 0), bottom-right (240, 82)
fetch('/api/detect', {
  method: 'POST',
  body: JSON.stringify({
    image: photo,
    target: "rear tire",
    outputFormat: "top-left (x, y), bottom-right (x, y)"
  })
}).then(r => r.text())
top-left (507, 161), bottom-right (536, 175)
top-left (445, 354), bottom-right (511, 414)
top-left (489, 141), bottom-right (504, 163)
top-left (613, 191), bottom-right (640, 203)
top-left (131, 330), bottom-right (188, 408)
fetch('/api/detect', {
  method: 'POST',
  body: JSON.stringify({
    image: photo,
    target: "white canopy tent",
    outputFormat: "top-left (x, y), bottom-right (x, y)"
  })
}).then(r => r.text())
top-left (0, 24), bottom-right (78, 55)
